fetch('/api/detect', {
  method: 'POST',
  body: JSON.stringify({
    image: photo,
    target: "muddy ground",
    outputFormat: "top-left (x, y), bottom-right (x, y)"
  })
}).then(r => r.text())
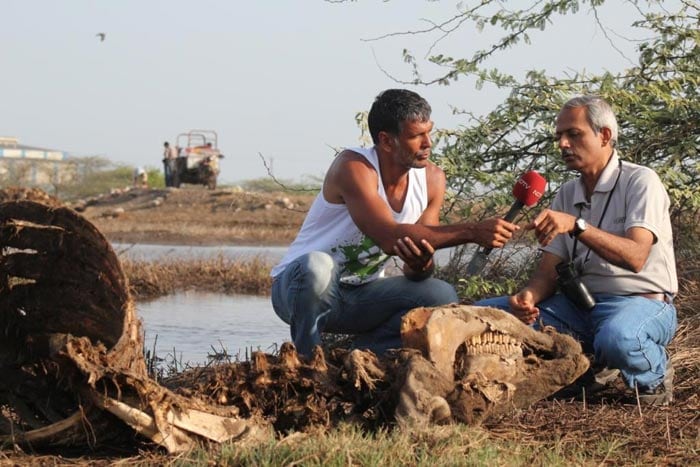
top-left (74, 185), bottom-right (314, 246)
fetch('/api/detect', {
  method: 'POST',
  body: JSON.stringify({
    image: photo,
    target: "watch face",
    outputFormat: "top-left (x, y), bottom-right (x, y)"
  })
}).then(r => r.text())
top-left (576, 218), bottom-right (587, 231)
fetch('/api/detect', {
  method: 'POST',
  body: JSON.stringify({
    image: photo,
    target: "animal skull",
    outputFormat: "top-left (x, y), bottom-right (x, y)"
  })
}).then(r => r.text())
top-left (397, 304), bottom-right (590, 425)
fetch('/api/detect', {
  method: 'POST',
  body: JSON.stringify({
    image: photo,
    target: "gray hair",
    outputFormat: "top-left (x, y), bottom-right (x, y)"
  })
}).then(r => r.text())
top-left (368, 89), bottom-right (432, 144)
top-left (561, 95), bottom-right (618, 148)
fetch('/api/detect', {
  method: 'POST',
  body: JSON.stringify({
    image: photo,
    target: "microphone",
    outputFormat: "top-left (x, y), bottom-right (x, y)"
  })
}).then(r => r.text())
top-left (466, 170), bottom-right (547, 275)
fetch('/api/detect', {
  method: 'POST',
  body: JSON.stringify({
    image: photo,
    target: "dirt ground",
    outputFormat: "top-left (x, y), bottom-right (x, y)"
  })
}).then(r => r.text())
top-left (74, 185), bottom-right (314, 246)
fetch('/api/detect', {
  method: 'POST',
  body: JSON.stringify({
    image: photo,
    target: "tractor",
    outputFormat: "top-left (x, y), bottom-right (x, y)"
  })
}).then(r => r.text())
top-left (171, 130), bottom-right (224, 189)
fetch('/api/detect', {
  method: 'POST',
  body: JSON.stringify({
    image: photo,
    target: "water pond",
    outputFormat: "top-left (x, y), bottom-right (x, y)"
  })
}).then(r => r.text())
top-left (120, 242), bottom-right (525, 367)
top-left (137, 291), bottom-right (290, 366)
top-left (113, 242), bottom-right (288, 263)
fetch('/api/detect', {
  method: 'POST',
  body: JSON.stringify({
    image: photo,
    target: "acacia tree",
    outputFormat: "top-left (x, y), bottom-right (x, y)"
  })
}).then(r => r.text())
top-left (342, 0), bottom-right (699, 292)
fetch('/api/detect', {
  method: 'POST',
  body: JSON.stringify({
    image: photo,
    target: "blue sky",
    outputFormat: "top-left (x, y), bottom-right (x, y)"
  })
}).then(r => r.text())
top-left (1, 1), bottom-right (655, 184)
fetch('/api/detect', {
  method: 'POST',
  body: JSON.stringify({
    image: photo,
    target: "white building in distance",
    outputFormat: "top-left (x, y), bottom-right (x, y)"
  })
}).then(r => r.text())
top-left (0, 137), bottom-right (76, 190)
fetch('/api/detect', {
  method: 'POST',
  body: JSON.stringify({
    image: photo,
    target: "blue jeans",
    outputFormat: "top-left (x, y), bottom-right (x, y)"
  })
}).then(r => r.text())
top-left (271, 251), bottom-right (459, 357)
top-left (475, 293), bottom-right (677, 390)
top-left (163, 159), bottom-right (176, 187)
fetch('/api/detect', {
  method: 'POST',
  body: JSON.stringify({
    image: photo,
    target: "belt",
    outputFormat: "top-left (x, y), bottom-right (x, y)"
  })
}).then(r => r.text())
top-left (631, 292), bottom-right (672, 303)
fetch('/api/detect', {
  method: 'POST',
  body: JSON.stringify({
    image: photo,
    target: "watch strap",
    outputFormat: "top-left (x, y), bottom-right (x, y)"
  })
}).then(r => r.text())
top-left (572, 218), bottom-right (586, 237)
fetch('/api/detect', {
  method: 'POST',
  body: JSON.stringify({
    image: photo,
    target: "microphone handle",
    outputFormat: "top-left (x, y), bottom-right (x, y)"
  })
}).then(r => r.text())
top-left (503, 200), bottom-right (525, 223)
top-left (465, 249), bottom-right (489, 276)
top-left (481, 200), bottom-right (524, 256)
top-left (465, 200), bottom-right (524, 275)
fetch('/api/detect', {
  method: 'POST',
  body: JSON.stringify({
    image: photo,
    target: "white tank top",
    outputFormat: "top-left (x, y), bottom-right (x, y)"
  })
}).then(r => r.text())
top-left (271, 146), bottom-right (428, 285)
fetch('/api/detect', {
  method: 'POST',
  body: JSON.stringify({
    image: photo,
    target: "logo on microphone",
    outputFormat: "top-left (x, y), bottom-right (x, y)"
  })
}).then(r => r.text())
top-left (516, 177), bottom-right (543, 196)
top-left (514, 171), bottom-right (546, 206)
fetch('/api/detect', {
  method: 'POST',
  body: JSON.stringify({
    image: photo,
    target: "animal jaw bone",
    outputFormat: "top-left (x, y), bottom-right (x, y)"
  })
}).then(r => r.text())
top-left (401, 304), bottom-right (586, 381)
top-left (463, 331), bottom-right (523, 356)
top-left (462, 330), bottom-right (523, 358)
top-left (398, 304), bottom-right (590, 425)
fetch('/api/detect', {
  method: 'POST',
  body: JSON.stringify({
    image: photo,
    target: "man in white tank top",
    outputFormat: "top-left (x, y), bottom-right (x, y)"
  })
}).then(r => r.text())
top-left (271, 89), bottom-right (519, 358)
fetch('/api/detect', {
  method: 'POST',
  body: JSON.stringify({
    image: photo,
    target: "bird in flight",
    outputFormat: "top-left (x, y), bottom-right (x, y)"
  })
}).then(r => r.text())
top-left (96, 32), bottom-right (106, 42)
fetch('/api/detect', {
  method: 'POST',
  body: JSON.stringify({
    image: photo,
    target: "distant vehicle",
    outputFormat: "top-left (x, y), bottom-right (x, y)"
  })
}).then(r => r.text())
top-left (172, 130), bottom-right (224, 189)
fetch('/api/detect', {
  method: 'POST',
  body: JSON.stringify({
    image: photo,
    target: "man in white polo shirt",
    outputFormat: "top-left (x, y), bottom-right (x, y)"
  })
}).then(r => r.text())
top-left (478, 95), bottom-right (677, 405)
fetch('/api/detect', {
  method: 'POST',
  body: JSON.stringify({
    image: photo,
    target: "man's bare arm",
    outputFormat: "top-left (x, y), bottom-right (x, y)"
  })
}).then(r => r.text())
top-left (529, 209), bottom-right (653, 272)
top-left (506, 252), bottom-right (562, 324)
top-left (396, 237), bottom-right (436, 280)
top-left (326, 152), bottom-right (518, 254)
top-left (576, 226), bottom-right (653, 273)
top-left (397, 163), bottom-right (444, 279)
top-left (520, 251), bottom-right (561, 303)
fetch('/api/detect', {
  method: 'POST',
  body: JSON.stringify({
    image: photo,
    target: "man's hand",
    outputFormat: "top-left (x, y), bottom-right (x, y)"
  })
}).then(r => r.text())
top-left (473, 218), bottom-right (520, 248)
top-left (395, 237), bottom-right (435, 281)
top-left (508, 289), bottom-right (540, 325)
top-left (527, 209), bottom-right (577, 246)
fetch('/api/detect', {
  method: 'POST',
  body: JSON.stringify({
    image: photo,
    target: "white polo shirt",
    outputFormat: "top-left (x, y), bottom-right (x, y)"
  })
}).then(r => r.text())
top-left (543, 151), bottom-right (678, 295)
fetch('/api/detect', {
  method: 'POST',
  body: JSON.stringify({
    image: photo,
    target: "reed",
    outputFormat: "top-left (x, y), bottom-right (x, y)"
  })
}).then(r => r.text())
top-left (122, 255), bottom-right (274, 300)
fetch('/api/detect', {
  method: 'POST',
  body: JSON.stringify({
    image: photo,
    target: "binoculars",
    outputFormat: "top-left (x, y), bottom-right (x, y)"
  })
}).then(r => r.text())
top-left (556, 261), bottom-right (596, 311)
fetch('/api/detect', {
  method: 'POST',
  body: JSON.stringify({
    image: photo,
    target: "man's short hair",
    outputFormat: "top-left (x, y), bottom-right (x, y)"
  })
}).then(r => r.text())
top-left (561, 95), bottom-right (619, 148)
top-left (368, 89), bottom-right (432, 144)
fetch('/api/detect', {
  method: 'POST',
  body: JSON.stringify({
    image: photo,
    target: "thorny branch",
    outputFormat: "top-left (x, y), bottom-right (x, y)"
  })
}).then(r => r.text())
top-left (258, 152), bottom-right (318, 193)
top-left (591, 4), bottom-right (636, 67)
top-left (362, 0), bottom-right (649, 87)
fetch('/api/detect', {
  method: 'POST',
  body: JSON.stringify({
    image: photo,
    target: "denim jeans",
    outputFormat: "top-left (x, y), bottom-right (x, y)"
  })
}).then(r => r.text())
top-left (163, 158), bottom-right (176, 187)
top-left (475, 293), bottom-right (677, 390)
top-left (271, 251), bottom-right (459, 357)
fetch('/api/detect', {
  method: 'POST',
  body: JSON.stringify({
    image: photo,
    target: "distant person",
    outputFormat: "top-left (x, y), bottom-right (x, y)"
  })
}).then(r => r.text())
top-left (476, 96), bottom-right (678, 405)
top-left (163, 141), bottom-right (178, 187)
top-left (133, 166), bottom-right (148, 189)
top-left (270, 89), bottom-right (519, 358)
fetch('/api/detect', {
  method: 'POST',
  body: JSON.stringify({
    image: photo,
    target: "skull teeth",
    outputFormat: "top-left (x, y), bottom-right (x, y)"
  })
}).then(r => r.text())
top-left (465, 331), bottom-right (522, 357)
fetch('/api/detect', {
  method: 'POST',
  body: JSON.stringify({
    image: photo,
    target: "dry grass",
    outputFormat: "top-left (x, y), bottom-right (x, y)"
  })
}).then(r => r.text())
top-left (99, 219), bottom-right (300, 246)
top-left (1, 314), bottom-right (697, 464)
top-left (122, 255), bottom-right (274, 300)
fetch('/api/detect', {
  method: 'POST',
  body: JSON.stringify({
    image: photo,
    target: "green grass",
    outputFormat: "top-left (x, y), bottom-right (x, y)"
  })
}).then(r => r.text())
top-left (170, 423), bottom-right (634, 466)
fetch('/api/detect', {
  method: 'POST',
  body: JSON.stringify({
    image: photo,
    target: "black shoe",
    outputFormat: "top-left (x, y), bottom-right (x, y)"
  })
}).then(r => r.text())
top-left (590, 367), bottom-right (620, 392)
top-left (638, 361), bottom-right (674, 406)
top-left (554, 367), bottom-right (620, 398)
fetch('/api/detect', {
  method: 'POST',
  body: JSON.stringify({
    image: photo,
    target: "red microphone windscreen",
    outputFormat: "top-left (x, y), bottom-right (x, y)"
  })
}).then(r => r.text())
top-left (512, 170), bottom-right (547, 207)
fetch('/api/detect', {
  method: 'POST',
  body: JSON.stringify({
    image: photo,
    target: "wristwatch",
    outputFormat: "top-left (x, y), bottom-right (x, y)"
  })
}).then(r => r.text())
top-left (572, 217), bottom-right (588, 237)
